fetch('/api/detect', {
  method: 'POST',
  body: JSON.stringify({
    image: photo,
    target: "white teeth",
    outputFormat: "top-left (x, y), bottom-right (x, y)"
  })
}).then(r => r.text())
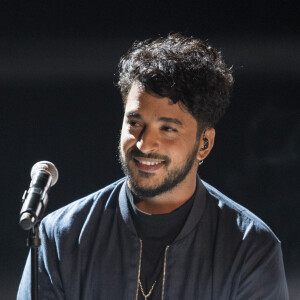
top-left (139, 160), bottom-right (162, 166)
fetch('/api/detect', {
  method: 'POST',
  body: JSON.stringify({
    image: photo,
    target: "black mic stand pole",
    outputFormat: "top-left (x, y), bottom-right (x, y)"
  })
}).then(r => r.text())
top-left (20, 161), bottom-right (59, 300)
top-left (27, 224), bottom-right (41, 300)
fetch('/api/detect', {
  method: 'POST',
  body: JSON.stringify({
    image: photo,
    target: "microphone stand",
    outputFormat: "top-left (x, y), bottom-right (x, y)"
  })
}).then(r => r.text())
top-left (20, 161), bottom-right (58, 300)
top-left (27, 224), bottom-right (41, 300)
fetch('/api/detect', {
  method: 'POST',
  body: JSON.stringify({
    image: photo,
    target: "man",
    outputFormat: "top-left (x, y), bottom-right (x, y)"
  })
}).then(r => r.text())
top-left (18, 34), bottom-right (289, 299)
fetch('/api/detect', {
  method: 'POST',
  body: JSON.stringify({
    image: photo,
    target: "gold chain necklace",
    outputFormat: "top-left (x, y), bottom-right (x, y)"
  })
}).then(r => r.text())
top-left (138, 278), bottom-right (156, 299)
top-left (137, 240), bottom-right (169, 300)
top-left (137, 240), bottom-right (156, 299)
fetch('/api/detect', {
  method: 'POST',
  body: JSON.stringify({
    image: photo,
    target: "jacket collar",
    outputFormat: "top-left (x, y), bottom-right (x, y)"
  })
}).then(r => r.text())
top-left (118, 175), bottom-right (208, 241)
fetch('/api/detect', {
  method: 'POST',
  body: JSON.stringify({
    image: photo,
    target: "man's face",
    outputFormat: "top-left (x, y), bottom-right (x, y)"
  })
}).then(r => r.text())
top-left (119, 83), bottom-right (201, 199)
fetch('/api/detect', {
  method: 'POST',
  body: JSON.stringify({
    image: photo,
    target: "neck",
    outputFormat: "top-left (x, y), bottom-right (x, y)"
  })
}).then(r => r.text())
top-left (132, 172), bottom-right (197, 214)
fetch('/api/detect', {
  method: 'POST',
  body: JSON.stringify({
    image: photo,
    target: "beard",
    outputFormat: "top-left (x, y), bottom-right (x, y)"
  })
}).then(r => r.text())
top-left (119, 140), bottom-right (199, 199)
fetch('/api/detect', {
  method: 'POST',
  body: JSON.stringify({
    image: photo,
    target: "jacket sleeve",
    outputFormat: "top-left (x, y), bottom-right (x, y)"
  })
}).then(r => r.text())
top-left (17, 221), bottom-right (65, 300)
top-left (236, 241), bottom-right (289, 300)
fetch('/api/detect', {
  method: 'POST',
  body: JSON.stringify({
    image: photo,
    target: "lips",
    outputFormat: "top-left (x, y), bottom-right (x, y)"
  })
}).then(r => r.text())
top-left (133, 157), bottom-right (165, 172)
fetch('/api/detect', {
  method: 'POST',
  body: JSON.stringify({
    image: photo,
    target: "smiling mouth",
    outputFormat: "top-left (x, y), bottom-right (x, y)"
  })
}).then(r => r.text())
top-left (133, 157), bottom-right (165, 172)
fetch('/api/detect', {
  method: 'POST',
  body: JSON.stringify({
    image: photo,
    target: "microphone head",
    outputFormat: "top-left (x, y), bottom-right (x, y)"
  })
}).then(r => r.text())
top-left (31, 161), bottom-right (59, 186)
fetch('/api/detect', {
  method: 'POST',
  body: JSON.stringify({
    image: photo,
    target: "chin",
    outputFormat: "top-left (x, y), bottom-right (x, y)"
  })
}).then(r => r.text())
top-left (129, 170), bottom-right (162, 187)
top-left (132, 173), bottom-right (160, 187)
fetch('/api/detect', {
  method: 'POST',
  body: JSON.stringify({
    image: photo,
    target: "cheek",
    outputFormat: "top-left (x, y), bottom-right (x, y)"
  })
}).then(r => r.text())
top-left (120, 126), bottom-right (137, 152)
top-left (167, 141), bottom-right (195, 162)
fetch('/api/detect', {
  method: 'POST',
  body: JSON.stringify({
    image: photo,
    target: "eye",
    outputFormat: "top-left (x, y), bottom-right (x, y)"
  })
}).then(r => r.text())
top-left (161, 126), bottom-right (177, 132)
top-left (127, 119), bottom-right (142, 128)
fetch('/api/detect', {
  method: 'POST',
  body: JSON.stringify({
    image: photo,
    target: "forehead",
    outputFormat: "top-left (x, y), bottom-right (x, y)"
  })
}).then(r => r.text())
top-left (125, 83), bottom-right (197, 126)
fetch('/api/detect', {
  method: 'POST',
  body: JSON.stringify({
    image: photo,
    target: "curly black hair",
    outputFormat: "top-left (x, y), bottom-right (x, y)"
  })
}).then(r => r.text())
top-left (118, 33), bottom-right (233, 128)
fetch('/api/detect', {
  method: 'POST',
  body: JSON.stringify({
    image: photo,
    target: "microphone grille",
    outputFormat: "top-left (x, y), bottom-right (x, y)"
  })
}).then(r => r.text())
top-left (31, 161), bottom-right (59, 186)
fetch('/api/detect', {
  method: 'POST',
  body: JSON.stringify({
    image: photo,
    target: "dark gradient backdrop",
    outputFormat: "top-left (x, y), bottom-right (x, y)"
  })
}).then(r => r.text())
top-left (0, 1), bottom-right (299, 299)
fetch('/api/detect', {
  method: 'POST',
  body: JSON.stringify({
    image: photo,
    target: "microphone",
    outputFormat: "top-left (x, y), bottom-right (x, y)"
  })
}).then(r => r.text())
top-left (19, 161), bottom-right (59, 230)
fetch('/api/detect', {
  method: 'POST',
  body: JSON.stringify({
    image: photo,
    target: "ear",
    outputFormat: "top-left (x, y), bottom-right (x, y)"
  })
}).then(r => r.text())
top-left (196, 128), bottom-right (215, 161)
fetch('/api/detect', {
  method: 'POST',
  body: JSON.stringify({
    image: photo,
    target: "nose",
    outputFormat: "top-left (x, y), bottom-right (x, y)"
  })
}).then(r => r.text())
top-left (136, 126), bottom-right (159, 154)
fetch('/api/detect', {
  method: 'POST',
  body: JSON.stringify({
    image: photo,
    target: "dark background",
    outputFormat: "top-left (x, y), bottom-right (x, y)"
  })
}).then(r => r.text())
top-left (0, 1), bottom-right (299, 299)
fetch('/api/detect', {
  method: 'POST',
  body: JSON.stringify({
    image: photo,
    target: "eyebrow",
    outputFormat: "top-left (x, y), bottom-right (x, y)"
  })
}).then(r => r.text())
top-left (158, 117), bottom-right (183, 126)
top-left (126, 112), bottom-right (183, 127)
top-left (125, 112), bottom-right (142, 119)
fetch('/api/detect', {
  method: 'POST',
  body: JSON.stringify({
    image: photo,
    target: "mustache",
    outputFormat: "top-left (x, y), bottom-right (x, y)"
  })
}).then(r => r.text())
top-left (127, 147), bottom-right (171, 164)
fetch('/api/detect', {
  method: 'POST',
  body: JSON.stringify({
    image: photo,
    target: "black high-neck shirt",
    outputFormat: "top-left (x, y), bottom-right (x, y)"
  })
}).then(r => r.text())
top-left (126, 184), bottom-right (196, 300)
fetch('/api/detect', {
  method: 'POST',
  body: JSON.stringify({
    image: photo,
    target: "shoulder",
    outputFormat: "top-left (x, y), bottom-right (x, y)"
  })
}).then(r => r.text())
top-left (40, 177), bottom-right (126, 239)
top-left (202, 180), bottom-right (280, 245)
